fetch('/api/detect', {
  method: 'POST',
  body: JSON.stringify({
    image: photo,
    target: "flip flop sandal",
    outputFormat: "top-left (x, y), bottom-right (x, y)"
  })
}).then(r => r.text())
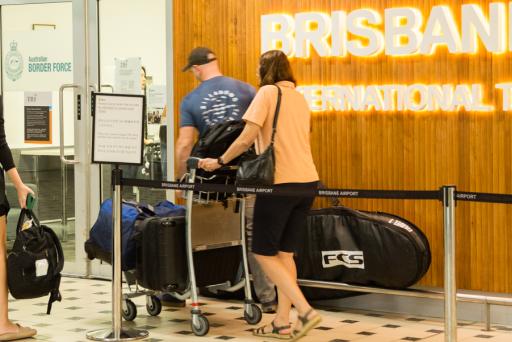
top-left (291, 309), bottom-right (322, 341)
top-left (0, 324), bottom-right (37, 341)
top-left (253, 321), bottom-right (292, 340)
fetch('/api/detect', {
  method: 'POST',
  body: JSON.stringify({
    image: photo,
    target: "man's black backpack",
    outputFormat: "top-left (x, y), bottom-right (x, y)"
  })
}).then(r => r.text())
top-left (7, 209), bottom-right (64, 314)
top-left (191, 120), bottom-right (246, 161)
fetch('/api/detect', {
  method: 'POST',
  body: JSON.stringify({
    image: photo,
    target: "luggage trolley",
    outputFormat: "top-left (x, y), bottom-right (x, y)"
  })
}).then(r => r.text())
top-left (179, 157), bottom-right (262, 336)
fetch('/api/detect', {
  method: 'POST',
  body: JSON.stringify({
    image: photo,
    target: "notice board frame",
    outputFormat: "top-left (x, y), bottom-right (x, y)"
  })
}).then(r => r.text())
top-left (91, 92), bottom-right (146, 165)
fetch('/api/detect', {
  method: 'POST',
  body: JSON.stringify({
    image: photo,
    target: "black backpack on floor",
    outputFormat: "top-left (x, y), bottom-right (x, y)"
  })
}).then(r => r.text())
top-left (7, 209), bottom-right (64, 314)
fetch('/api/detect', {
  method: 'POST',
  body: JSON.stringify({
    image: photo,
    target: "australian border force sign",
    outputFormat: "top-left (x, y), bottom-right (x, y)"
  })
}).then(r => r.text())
top-left (261, 2), bottom-right (512, 113)
top-left (3, 31), bottom-right (72, 91)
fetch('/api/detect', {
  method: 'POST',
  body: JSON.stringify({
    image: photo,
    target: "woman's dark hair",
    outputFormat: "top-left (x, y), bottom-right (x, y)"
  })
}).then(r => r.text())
top-left (141, 66), bottom-right (147, 77)
top-left (258, 50), bottom-right (296, 87)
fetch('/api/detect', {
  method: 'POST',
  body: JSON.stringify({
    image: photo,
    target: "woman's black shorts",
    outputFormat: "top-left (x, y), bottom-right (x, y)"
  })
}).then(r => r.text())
top-left (251, 181), bottom-right (318, 256)
top-left (0, 169), bottom-right (10, 217)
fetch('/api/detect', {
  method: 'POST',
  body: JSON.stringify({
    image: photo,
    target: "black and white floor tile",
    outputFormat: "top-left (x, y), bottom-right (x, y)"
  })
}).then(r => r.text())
top-left (6, 278), bottom-right (512, 341)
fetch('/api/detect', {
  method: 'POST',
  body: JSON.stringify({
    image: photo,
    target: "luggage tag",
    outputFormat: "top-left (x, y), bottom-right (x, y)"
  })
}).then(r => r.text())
top-left (35, 259), bottom-right (49, 277)
top-left (22, 219), bottom-right (33, 230)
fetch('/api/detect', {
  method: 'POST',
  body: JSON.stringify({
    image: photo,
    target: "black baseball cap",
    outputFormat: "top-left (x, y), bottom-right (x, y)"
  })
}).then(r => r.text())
top-left (182, 47), bottom-right (217, 72)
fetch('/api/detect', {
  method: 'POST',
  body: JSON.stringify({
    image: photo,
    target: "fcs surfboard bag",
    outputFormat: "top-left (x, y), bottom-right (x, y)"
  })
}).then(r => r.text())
top-left (295, 205), bottom-right (431, 290)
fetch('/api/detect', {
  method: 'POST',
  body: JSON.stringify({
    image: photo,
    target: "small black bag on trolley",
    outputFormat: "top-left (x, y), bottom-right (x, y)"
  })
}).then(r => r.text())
top-left (7, 209), bottom-right (64, 314)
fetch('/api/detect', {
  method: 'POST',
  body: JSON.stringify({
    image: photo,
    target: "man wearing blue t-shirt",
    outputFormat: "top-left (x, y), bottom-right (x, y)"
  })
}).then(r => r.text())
top-left (171, 47), bottom-right (277, 313)
top-left (176, 47), bottom-right (256, 178)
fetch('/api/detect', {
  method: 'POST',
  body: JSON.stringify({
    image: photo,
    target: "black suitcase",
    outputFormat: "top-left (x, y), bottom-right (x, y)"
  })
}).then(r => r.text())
top-left (134, 216), bottom-right (188, 292)
top-left (135, 215), bottom-right (242, 292)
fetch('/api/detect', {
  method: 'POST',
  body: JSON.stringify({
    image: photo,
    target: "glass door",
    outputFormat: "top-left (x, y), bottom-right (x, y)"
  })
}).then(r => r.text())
top-left (0, 0), bottom-right (91, 276)
top-left (90, 0), bottom-right (169, 278)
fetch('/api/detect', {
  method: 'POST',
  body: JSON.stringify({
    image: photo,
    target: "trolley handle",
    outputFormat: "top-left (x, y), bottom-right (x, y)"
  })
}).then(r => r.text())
top-left (187, 157), bottom-right (201, 170)
top-left (187, 157), bottom-right (238, 172)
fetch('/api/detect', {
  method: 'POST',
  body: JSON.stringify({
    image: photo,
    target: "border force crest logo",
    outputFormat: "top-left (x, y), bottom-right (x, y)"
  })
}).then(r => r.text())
top-left (5, 41), bottom-right (23, 82)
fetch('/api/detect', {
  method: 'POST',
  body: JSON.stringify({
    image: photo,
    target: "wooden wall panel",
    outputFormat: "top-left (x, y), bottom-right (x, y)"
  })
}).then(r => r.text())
top-left (174, 0), bottom-right (512, 293)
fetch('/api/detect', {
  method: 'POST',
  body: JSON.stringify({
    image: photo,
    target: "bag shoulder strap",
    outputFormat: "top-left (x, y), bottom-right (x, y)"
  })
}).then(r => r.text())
top-left (46, 274), bottom-right (62, 315)
top-left (43, 225), bottom-right (64, 315)
top-left (44, 226), bottom-right (65, 274)
top-left (270, 84), bottom-right (282, 145)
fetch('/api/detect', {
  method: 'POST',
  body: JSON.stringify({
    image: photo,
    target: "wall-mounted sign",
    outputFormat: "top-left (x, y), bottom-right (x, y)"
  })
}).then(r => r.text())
top-left (92, 93), bottom-right (145, 165)
top-left (147, 85), bottom-right (166, 108)
top-left (24, 92), bottom-right (52, 144)
top-left (261, 2), bottom-right (512, 112)
top-left (114, 57), bottom-right (142, 95)
top-left (261, 2), bottom-right (511, 58)
top-left (296, 83), bottom-right (512, 113)
top-left (147, 85), bottom-right (166, 125)
top-left (3, 31), bottom-right (72, 91)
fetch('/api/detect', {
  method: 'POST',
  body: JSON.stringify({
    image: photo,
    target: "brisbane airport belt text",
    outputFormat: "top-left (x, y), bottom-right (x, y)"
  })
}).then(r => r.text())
top-left (236, 187), bottom-right (273, 194)
top-left (456, 193), bottom-right (478, 200)
top-left (162, 182), bottom-right (195, 190)
top-left (159, 182), bottom-right (274, 194)
top-left (318, 190), bottom-right (359, 197)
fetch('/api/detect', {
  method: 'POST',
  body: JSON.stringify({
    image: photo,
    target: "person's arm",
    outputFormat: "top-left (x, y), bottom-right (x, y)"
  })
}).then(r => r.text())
top-left (0, 146), bottom-right (33, 208)
top-left (175, 126), bottom-right (198, 178)
top-left (0, 102), bottom-right (33, 208)
top-left (198, 121), bottom-right (260, 171)
top-left (6, 167), bottom-right (33, 209)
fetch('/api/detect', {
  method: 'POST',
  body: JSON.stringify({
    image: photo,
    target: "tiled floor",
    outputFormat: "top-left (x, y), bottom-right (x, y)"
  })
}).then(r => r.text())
top-left (7, 277), bottom-right (512, 342)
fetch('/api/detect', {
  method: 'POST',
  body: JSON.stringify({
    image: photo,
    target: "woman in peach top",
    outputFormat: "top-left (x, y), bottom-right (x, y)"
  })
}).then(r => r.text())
top-left (199, 50), bottom-right (321, 341)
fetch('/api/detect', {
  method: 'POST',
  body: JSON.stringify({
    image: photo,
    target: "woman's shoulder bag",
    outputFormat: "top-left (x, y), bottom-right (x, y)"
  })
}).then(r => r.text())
top-left (236, 85), bottom-right (282, 186)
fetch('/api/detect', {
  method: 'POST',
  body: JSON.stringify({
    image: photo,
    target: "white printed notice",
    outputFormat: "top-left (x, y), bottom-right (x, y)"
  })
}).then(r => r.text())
top-left (92, 94), bottom-right (144, 164)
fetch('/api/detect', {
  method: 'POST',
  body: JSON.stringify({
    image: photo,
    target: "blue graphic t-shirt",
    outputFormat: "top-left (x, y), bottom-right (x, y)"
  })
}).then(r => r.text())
top-left (179, 76), bottom-right (256, 135)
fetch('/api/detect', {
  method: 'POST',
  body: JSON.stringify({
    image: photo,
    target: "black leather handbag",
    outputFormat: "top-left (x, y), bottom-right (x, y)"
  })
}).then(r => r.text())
top-left (236, 85), bottom-right (282, 186)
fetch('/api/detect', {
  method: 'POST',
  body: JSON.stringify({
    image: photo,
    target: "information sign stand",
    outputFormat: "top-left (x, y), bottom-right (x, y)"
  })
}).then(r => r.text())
top-left (86, 93), bottom-right (148, 342)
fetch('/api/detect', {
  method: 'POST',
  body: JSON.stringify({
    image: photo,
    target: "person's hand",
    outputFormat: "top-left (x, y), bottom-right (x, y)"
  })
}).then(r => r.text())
top-left (198, 158), bottom-right (221, 172)
top-left (16, 183), bottom-right (35, 209)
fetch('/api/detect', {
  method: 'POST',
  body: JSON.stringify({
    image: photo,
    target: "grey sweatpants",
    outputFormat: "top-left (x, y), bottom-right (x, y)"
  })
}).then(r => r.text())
top-left (245, 195), bottom-right (276, 304)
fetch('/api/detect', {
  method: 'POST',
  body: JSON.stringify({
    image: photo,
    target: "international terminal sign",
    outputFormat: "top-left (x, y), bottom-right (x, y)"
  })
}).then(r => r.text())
top-left (261, 2), bottom-right (512, 112)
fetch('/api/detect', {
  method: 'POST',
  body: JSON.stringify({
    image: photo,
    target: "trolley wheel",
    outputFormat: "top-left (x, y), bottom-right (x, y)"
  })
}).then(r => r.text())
top-left (244, 304), bottom-right (262, 325)
top-left (191, 314), bottom-right (210, 336)
top-left (146, 296), bottom-right (162, 316)
top-left (122, 299), bottom-right (137, 321)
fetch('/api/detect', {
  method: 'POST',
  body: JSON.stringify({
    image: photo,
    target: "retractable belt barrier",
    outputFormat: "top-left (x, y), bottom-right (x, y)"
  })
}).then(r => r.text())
top-left (123, 178), bottom-right (512, 205)
top-left (456, 191), bottom-right (512, 204)
top-left (122, 178), bottom-right (443, 200)
top-left (121, 176), bottom-right (512, 342)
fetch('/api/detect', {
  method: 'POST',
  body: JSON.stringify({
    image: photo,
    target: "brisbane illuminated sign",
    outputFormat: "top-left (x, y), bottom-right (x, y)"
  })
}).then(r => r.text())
top-left (261, 2), bottom-right (512, 112)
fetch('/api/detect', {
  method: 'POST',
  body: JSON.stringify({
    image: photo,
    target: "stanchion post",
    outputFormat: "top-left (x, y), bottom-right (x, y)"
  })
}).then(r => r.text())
top-left (112, 167), bottom-right (123, 339)
top-left (86, 167), bottom-right (148, 341)
top-left (443, 186), bottom-right (457, 342)
top-left (485, 302), bottom-right (492, 331)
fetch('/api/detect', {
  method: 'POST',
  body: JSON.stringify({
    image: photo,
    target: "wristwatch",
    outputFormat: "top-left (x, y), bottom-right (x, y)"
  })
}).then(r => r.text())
top-left (217, 156), bottom-right (226, 166)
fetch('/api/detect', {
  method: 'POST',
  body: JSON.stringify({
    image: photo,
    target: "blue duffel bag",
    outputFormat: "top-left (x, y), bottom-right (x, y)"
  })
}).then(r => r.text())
top-left (85, 199), bottom-right (185, 271)
top-left (153, 200), bottom-right (186, 217)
